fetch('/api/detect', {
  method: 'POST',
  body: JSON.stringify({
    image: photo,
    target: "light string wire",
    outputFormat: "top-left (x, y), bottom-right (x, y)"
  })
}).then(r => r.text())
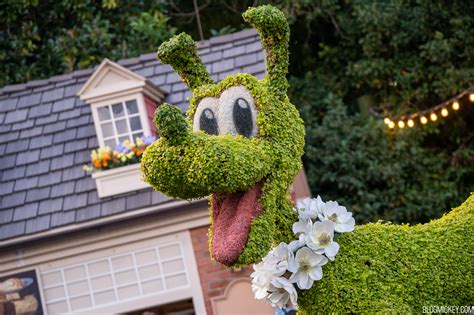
top-left (369, 86), bottom-right (474, 129)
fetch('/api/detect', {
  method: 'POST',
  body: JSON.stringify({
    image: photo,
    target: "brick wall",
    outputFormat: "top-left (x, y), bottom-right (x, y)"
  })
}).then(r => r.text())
top-left (190, 225), bottom-right (254, 315)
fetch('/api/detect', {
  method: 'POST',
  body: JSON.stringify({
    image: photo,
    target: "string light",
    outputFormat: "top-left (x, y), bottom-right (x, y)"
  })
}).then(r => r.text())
top-left (377, 86), bottom-right (473, 129)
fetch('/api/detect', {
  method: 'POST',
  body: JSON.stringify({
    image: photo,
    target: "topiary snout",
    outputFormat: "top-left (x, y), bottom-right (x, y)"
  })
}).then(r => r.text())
top-left (141, 103), bottom-right (273, 200)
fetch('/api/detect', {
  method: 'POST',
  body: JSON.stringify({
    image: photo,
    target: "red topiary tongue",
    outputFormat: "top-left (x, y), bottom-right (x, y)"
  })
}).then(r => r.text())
top-left (211, 179), bottom-right (265, 265)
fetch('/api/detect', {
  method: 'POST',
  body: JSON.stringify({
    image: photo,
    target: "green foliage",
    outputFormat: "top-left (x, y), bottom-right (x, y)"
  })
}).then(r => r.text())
top-left (130, 11), bottom-right (177, 55)
top-left (298, 195), bottom-right (474, 313)
top-left (243, 5), bottom-right (290, 100)
top-left (277, 0), bottom-right (474, 114)
top-left (156, 33), bottom-right (214, 91)
top-left (291, 75), bottom-right (472, 224)
top-left (143, 5), bottom-right (305, 266)
top-left (58, 15), bottom-right (115, 70)
top-left (154, 103), bottom-right (189, 146)
top-left (0, 1), bottom-right (175, 86)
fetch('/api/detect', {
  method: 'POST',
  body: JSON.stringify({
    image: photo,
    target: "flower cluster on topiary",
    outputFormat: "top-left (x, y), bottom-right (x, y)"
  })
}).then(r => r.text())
top-left (251, 196), bottom-right (355, 309)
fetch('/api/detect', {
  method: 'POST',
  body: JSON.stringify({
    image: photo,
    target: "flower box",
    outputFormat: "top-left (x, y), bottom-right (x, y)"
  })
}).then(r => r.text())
top-left (92, 163), bottom-right (149, 198)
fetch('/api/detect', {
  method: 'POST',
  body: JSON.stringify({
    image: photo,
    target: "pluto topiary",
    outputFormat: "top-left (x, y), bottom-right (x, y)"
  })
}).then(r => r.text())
top-left (142, 5), bottom-right (304, 267)
top-left (141, 4), bottom-right (473, 312)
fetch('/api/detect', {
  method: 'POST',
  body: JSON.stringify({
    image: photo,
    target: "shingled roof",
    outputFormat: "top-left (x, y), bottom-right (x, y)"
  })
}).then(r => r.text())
top-left (0, 29), bottom-right (266, 243)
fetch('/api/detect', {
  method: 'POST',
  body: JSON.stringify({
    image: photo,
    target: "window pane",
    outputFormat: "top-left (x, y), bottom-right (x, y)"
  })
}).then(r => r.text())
top-left (88, 260), bottom-right (110, 276)
top-left (130, 117), bottom-right (142, 131)
top-left (64, 266), bottom-right (86, 282)
top-left (112, 103), bottom-right (124, 117)
top-left (101, 122), bottom-right (114, 138)
top-left (119, 135), bottom-right (130, 144)
top-left (104, 139), bottom-right (116, 148)
top-left (126, 100), bottom-right (138, 114)
top-left (132, 132), bottom-right (143, 142)
top-left (98, 106), bottom-right (111, 121)
top-left (115, 119), bottom-right (129, 134)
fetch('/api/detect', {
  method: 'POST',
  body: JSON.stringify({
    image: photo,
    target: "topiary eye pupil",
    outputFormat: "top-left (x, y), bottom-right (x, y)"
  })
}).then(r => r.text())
top-left (233, 98), bottom-right (253, 137)
top-left (200, 108), bottom-right (218, 135)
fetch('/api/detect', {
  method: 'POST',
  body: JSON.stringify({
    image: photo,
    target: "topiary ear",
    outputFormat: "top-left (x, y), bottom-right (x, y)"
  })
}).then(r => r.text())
top-left (243, 5), bottom-right (290, 100)
top-left (157, 33), bottom-right (214, 91)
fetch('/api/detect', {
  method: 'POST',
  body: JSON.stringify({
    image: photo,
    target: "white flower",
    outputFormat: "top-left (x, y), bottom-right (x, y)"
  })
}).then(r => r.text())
top-left (296, 196), bottom-right (324, 220)
top-left (288, 247), bottom-right (328, 289)
top-left (305, 220), bottom-right (340, 260)
top-left (318, 201), bottom-right (355, 233)
top-left (251, 262), bottom-right (274, 299)
top-left (267, 276), bottom-right (298, 308)
top-left (263, 243), bottom-right (294, 277)
top-left (252, 196), bottom-right (355, 308)
top-left (292, 217), bottom-right (312, 236)
top-left (288, 234), bottom-right (306, 252)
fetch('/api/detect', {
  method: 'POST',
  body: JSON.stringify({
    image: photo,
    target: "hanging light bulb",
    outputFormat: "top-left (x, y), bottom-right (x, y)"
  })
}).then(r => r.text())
top-left (469, 93), bottom-right (474, 102)
top-left (398, 121), bottom-right (405, 128)
top-left (388, 121), bottom-right (395, 129)
top-left (441, 108), bottom-right (448, 117)
top-left (384, 117), bottom-right (391, 125)
top-left (407, 119), bottom-right (414, 127)
top-left (420, 116), bottom-right (428, 124)
top-left (430, 113), bottom-right (438, 121)
top-left (452, 101), bottom-right (460, 110)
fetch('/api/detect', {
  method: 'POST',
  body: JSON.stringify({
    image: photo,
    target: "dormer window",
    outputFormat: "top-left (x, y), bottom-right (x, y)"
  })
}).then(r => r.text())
top-left (77, 58), bottom-right (165, 149)
top-left (95, 98), bottom-right (145, 148)
top-left (77, 58), bottom-right (166, 198)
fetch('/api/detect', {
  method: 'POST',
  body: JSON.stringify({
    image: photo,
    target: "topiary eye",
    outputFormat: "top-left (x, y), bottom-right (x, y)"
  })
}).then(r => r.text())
top-left (218, 86), bottom-right (257, 137)
top-left (233, 98), bottom-right (253, 137)
top-left (200, 108), bottom-right (218, 135)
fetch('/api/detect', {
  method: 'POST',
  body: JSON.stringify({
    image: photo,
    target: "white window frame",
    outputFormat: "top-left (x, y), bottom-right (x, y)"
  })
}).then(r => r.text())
top-left (91, 92), bottom-right (152, 148)
top-left (37, 231), bottom-right (206, 315)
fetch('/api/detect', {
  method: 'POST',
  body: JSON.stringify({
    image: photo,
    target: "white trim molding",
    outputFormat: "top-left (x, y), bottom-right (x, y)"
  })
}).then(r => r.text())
top-left (92, 163), bottom-right (149, 198)
top-left (77, 58), bottom-right (165, 149)
top-left (77, 58), bottom-right (165, 104)
top-left (38, 233), bottom-right (206, 314)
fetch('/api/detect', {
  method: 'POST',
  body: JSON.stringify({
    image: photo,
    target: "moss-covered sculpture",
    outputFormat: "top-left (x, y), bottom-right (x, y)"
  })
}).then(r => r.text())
top-left (142, 5), bottom-right (303, 267)
top-left (299, 195), bottom-right (473, 313)
top-left (141, 4), bottom-right (473, 312)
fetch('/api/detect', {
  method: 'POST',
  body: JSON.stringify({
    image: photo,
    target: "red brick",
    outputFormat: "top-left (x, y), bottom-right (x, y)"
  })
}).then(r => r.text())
top-left (190, 225), bottom-right (254, 315)
top-left (208, 288), bottom-right (225, 298)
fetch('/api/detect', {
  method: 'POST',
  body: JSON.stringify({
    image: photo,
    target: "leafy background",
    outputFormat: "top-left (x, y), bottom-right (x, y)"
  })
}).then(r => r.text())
top-left (1, 0), bottom-right (473, 224)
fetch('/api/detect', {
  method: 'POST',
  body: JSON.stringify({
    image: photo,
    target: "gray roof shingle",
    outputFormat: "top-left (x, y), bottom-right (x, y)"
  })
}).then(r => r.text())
top-left (0, 29), bottom-right (265, 243)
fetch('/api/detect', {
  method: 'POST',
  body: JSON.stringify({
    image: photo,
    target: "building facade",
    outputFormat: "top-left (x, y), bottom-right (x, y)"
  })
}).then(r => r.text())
top-left (0, 29), bottom-right (310, 315)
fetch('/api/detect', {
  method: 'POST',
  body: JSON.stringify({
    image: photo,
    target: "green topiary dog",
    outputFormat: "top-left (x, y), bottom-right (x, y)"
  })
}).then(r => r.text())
top-left (142, 5), bottom-right (304, 267)
top-left (141, 4), bottom-right (473, 312)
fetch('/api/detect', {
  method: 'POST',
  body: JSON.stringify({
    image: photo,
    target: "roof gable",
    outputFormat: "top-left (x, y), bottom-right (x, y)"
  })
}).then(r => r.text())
top-left (77, 58), bottom-right (164, 103)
